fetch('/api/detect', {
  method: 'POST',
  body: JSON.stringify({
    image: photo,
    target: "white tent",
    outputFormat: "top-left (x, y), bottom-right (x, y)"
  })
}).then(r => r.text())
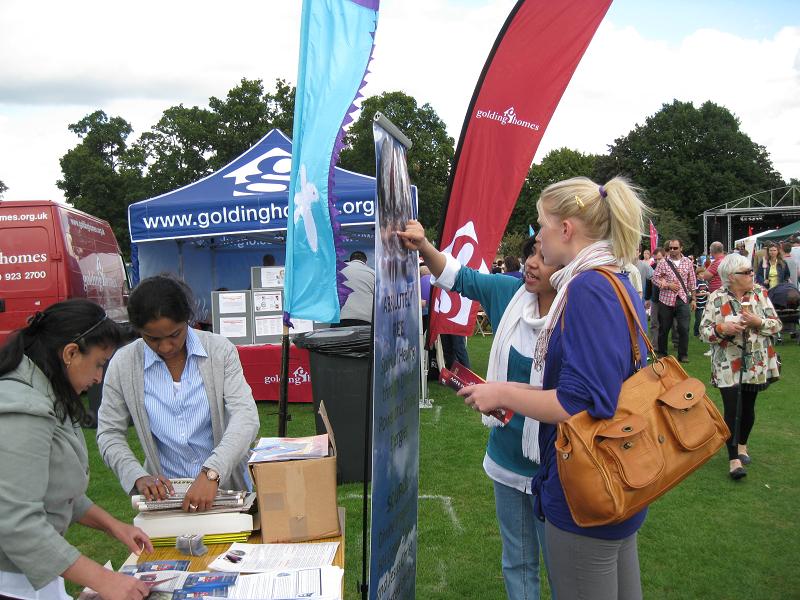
top-left (734, 229), bottom-right (776, 257)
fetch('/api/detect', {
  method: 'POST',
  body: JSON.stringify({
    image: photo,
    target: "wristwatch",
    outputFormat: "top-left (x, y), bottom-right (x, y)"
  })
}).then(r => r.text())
top-left (201, 466), bottom-right (220, 482)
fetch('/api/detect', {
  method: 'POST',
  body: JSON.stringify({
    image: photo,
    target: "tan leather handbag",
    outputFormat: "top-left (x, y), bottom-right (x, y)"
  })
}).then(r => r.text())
top-left (554, 268), bottom-right (730, 527)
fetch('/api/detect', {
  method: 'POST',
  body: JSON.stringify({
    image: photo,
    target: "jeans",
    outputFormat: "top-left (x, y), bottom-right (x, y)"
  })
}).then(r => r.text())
top-left (693, 307), bottom-right (704, 336)
top-left (493, 481), bottom-right (553, 600)
top-left (441, 334), bottom-right (470, 368)
top-left (657, 299), bottom-right (690, 358)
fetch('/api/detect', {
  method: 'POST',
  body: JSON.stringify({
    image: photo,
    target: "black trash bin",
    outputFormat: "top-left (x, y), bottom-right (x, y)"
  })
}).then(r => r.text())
top-left (294, 326), bottom-right (372, 484)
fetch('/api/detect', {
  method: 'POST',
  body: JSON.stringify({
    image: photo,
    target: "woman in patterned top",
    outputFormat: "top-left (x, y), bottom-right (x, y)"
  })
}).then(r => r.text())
top-left (699, 253), bottom-right (782, 480)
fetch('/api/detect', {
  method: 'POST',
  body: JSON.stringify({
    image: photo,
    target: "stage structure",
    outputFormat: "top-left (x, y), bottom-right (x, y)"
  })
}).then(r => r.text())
top-left (701, 185), bottom-right (800, 251)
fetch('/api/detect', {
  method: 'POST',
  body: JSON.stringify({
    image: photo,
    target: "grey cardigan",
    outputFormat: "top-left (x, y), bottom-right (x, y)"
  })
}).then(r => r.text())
top-left (97, 330), bottom-right (259, 494)
top-left (0, 357), bottom-right (93, 589)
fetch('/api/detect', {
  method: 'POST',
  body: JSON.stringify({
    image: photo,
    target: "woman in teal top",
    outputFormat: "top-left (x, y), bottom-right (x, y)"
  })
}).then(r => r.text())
top-left (0, 300), bottom-right (153, 600)
top-left (399, 221), bottom-right (560, 600)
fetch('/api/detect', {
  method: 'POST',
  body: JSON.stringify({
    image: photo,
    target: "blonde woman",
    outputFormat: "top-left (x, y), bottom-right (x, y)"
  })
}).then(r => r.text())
top-left (459, 177), bottom-right (649, 600)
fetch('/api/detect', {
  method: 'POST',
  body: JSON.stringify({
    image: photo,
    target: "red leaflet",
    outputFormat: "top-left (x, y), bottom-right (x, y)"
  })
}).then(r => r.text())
top-left (439, 362), bottom-right (514, 425)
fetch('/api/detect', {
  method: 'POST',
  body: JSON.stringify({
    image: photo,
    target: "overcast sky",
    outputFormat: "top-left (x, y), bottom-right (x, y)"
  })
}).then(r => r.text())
top-left (1, 0), bottom-right (798, 204)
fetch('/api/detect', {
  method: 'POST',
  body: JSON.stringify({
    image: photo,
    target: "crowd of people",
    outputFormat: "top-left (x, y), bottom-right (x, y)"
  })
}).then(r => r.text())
top-left (0, 178), bottom-right (795, 599)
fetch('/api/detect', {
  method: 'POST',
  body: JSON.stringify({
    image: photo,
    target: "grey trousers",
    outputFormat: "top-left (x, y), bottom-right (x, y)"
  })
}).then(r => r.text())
top-left (545, 521), bottom-right (642, 600)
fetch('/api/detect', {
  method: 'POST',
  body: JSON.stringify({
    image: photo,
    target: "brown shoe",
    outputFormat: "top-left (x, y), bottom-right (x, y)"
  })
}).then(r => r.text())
top-left (678, 356), bottom-right (689, 363)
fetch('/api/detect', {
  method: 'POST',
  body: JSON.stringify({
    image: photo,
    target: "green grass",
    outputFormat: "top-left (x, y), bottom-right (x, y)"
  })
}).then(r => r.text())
top-left (67, 333), bottom-right (799, 599)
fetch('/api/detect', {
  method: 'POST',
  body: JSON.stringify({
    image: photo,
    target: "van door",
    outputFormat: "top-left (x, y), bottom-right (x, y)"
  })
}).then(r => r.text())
top-left (0, 211), bottom-right (59, 344)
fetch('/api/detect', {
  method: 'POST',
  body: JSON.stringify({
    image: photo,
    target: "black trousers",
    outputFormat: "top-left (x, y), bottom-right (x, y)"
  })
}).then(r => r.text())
top-left (719, 386), bottom-right (758, 460)
top-left (657, 299), bottom-right (690, 358)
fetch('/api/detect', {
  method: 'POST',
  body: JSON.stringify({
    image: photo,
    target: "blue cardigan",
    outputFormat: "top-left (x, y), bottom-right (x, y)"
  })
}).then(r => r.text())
top-left (533, 270), bottom-right (649, 540)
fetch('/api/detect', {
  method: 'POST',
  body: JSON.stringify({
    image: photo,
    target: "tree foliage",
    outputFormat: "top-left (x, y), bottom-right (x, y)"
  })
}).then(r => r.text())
top-left (136, 78), bottom-right (296, 197)
top-left (651, 208), bottom-right (693, 253)
top-left (207, 78), bottom-right (295, 171)
top-left (506, 147), bottom-right (600, 237)
top-left (498, 231), bottom-right (528, 260)
top-left (338, 91), bottom-right (454, 229)
top-left (57, 80), bottom-right (297, 258)
top-left (0, 179), bottom-right (7, 198)
top-left (595, 100), bottom-right (785, 249)
top-left (57, 110), bottom-right (145, 257)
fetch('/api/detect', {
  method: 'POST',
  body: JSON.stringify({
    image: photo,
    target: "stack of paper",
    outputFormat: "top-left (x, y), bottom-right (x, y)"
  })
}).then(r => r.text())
top-left (249, 434), bottom-right (330, 463)
top-left (219, 566), bottom-right (344, 600)
top-left (207, 542), bottom-right (339, 573)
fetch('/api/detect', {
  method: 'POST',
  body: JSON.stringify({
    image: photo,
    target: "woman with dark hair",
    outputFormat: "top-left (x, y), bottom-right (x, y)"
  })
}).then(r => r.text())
top-left (755, 243), bottom-right (790, 289)
top-left (97, 275), bottom-right (259, 512)
top-left (0, 299), bottom-right (152, 600)
top-left (399, 223), bottom-right (561, 600)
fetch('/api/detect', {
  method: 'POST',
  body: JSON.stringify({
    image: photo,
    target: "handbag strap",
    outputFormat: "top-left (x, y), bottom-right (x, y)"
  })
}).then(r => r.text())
top-left (665, 258), bottom-right (691, 300)
top-left (592, 267), bottom-right (656, 365)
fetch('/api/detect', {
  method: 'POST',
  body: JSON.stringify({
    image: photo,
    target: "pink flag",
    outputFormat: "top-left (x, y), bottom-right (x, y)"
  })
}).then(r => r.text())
top-left (649, 219), bottom-right (658, 255)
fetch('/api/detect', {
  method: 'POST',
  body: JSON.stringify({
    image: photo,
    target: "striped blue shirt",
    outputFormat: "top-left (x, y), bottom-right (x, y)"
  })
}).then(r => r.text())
top-left (142, 327), bottom-right (214, 480)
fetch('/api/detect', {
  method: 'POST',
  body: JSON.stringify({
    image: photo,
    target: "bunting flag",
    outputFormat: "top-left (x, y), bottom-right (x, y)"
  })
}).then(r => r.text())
top-left (649, 219), bottom-right (659, 254)
top-left (284, 0), bottom-right (379, 323)
top-left (428, 0), bottom-right (612, 342)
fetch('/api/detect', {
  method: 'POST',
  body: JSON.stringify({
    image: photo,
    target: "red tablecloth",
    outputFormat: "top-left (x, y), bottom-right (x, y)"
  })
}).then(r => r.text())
top-left (236, 344), bottom-right (313, 403)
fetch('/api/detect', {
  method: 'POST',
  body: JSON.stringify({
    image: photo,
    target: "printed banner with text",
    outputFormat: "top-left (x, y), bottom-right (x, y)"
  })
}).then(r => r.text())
top-left (369, 120), bottom-right (421, 600)
top-left (429, 0), bottom-right (612, 342)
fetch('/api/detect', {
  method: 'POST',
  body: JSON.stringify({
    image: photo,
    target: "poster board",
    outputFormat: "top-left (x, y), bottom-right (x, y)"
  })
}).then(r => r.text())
top-left (211, 290), bottom-right (253, 345)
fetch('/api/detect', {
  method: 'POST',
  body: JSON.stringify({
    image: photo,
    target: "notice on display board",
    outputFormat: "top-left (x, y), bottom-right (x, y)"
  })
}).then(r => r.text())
top-left (254, 291), bottom-right (283, 313)
top-left (260, 267), bottom-right (286, 289)
top-left (219, 292), bottom-right (248, 314)
top-left (289, 318), bottom-right (314, 334)
top-left (255, 315), bottom-right (283, 337)
top-left (220, 317), bottom-right (248, 338)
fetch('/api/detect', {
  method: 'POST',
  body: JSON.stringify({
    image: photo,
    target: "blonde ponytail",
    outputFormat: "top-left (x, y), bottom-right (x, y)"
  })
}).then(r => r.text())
top-left (536, 176), bottom-right (650, 264)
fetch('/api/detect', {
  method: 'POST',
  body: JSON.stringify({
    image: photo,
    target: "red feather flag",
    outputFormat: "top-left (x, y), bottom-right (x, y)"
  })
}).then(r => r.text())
top-left (429, 0), bottom-right (612, 343)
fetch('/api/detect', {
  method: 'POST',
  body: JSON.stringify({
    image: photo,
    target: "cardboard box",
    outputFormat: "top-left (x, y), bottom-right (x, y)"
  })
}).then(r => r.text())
top-left (250, 403), bottom-right (340, 542)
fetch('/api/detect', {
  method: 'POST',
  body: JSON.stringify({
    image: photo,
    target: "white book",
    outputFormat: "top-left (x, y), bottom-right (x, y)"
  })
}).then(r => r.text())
top-left (133, 509), bottom-right (254, 538)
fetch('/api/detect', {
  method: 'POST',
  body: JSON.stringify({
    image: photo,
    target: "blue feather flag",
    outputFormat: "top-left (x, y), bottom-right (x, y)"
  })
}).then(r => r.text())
top-left (285, 0), bottom-right (379, 323)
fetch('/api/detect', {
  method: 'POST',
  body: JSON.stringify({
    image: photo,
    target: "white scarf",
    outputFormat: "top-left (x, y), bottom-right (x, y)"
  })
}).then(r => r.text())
top-left (532, 240), bottom-right (618, 371)
top-left (482, 285), bottom-right (547, 463)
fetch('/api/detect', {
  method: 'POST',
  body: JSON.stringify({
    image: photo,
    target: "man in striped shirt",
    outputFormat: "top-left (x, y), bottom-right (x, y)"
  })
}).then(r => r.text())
top-left (652, 239), bottom-right (696, 363)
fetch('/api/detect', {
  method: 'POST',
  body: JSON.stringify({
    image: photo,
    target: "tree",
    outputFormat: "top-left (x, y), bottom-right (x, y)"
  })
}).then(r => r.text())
top-left (651, 208), bottom-right (693, 253)
top-left (0, 179), bottom-right (7, 199)
top-left (134, 78), bottom-right (297, 195)
top-left (57, 110), bottom-right (144, 257)
top-left (498, 231), bottom-right (528, 259)
top-left (137, 104), bottom-right (217, 196)
top-left (595, 100), bottom-right (785, 246)
top-left (338, 91), bottom-right (454, 229)
top-left (507, 147), bottom-right (600, 237)
top-left (207, 77), bottom-right (296, 170)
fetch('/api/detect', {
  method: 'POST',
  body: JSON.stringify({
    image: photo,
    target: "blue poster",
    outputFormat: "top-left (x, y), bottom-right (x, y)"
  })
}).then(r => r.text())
top-left (368, 118), bottom-right (421, 600)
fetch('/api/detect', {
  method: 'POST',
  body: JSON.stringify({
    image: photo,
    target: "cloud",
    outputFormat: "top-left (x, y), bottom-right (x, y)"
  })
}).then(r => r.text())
top-left (1, 0), bottom-right (797, 204)
top-left (540, 21), bottom-right (800, 179)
